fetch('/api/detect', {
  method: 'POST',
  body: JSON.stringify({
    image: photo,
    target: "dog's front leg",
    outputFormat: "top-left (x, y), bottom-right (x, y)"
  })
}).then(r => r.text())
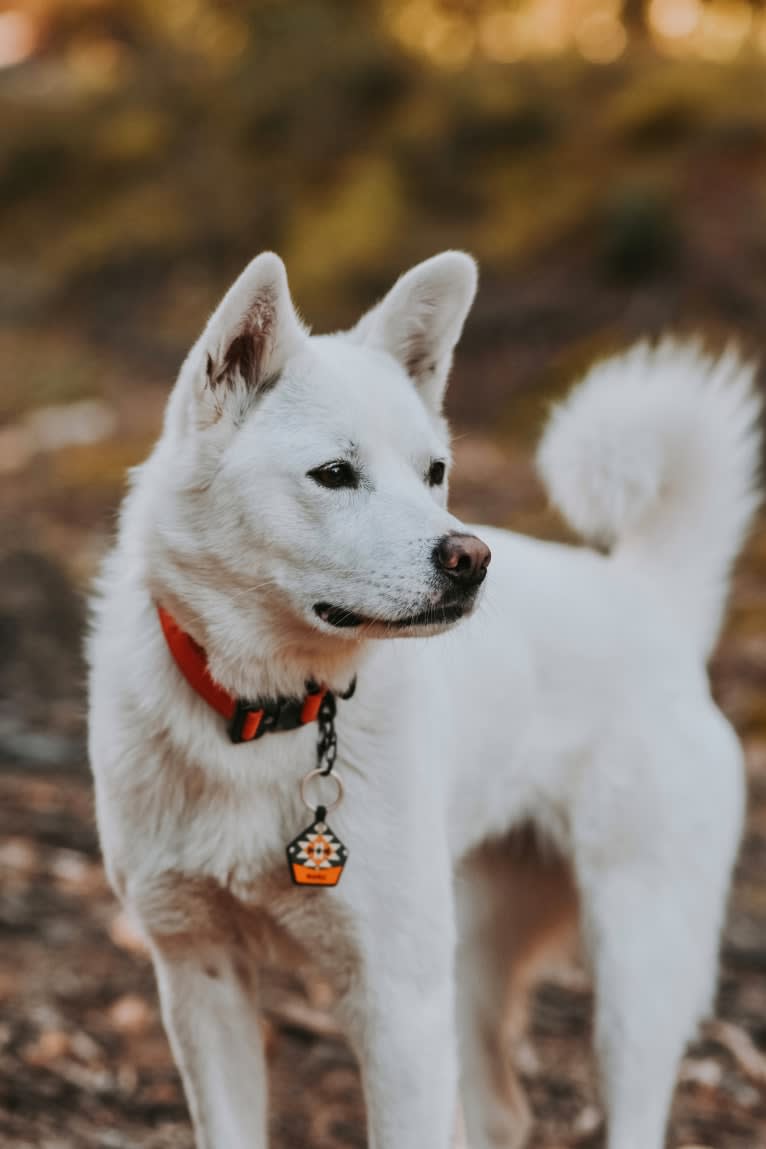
top-left (335, 884), bottom-right (459, 1149)
top-left (346, 953), bottom-right (458, 1149)
top-left (151, 938), bottom-right (267, 1149)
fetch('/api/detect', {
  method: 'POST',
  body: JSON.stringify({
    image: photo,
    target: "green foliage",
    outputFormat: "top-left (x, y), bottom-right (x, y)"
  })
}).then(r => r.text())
top-left (600, 185), bottom-right (679, 282)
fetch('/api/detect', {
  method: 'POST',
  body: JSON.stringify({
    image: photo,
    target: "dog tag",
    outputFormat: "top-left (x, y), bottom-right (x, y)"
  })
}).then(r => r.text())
top-left (287, 810), bottom-right (348, 887)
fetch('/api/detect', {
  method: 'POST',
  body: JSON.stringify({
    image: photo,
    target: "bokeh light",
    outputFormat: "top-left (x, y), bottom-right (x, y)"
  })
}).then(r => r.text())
top-left (0, 9), bottom-right (36, 69)
top-left (387, 0), bottom-right (766, 65)
top-left (575, 4), bottom-right (628, 63)
top-left (696, 0), bottom-right (752, 60)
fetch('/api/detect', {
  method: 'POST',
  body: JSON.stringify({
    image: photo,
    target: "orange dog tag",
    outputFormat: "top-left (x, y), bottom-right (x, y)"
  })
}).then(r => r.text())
top-left (287, 810), bottom-right (348, 887)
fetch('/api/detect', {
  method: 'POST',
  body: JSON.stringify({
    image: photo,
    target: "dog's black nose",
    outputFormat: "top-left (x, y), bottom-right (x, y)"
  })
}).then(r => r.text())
top-left (434, 533), bottom-right (491, 588)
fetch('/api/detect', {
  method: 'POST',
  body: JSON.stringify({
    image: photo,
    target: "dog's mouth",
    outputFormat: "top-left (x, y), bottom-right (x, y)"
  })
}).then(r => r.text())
top-left (313, 598), bottom-right (469, 631)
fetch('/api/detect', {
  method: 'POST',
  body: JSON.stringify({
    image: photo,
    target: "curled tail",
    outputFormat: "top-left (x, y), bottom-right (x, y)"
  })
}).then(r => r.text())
top-left (537, 339), bottom-right (762, 657)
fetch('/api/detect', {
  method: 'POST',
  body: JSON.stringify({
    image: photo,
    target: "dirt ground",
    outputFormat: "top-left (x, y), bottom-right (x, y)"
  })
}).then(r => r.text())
top-left (1, 416), bottom-right (764, 1149)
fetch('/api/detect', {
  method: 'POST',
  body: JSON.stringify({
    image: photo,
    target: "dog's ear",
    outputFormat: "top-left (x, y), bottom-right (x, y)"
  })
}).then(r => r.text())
top-left (351, 252), bottom-right (477, 410)
top-left (191, 253), bottom-right (306, 424)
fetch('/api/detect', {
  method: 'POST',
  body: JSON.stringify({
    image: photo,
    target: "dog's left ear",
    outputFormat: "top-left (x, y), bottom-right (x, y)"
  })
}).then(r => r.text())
top-left (351, 251), bottom-right (477, 410)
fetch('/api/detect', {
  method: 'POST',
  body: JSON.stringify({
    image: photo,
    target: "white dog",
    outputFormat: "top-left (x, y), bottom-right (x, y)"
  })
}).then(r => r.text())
top-left (88, 251), bottom-right (762, 1149)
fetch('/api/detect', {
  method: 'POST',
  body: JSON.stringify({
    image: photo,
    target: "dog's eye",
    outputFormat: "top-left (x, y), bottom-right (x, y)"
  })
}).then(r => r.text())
top-left (308, 461), bottom-right (359, 490)
top-left (427, 460), bottom-right (446, 487)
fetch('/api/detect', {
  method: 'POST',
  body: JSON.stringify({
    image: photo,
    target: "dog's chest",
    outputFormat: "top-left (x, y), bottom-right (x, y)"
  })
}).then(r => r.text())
top-left (134, 849), bottom-right (361, 998)
top-left (113, 721), bottom-right (324, 893)
top-left (182, 776), bottom-right (311, 889)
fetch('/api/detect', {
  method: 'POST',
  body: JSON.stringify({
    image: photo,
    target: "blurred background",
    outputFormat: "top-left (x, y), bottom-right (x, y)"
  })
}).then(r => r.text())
top-left (0, 2), bottom-right (765, 1146)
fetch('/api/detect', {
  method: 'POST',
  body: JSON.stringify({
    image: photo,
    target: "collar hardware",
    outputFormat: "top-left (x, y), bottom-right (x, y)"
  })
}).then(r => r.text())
top-left (316, 691), bottom-right (338, 774)
top-left (157, 605), bottom-right (339, 745)
top-left (228, 691), bottom-right (324, 744)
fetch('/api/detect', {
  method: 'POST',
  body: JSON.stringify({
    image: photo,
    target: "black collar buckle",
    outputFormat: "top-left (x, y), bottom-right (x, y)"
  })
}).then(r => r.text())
top-left (228, 695), bottom-right (305, 744)
top-left (227, 676), bottom-right (355, 746)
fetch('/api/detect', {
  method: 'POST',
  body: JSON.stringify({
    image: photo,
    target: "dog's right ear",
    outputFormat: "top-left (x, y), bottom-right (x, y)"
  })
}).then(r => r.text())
top-left (186, 253), bottom-right (306, 426)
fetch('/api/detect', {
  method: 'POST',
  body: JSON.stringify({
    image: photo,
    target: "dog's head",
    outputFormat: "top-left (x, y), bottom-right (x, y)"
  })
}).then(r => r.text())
top-left (149, 252), bottom-right (490, 680)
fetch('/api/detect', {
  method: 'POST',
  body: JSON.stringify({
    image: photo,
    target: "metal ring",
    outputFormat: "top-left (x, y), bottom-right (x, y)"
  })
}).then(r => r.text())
top-left (300, 768), bottom-right (344, 815)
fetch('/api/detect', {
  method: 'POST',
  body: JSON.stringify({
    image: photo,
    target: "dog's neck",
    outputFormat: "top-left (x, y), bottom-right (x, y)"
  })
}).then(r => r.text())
top-left (151, 581), bottom-right (368, 704)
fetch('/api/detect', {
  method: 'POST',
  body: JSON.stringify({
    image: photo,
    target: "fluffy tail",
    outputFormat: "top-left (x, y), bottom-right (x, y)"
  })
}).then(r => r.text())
top-left (537, 339), bottom-right (762, 657)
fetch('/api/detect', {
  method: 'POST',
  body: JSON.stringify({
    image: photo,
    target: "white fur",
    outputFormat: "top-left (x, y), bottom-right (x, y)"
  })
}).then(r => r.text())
top-left (88, 252), bottom-right (761, 1149)
top-left (537, 338), bottom-right (762, 658)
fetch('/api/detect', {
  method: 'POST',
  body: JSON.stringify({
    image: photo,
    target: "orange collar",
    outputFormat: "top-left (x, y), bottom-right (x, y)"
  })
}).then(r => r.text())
top-left (157, 606), bottom-right (330, 743)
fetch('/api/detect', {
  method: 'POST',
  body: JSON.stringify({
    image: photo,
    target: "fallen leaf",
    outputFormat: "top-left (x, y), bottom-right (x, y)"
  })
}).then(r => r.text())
top-left (572, 1104), bottom-right (602, 1137)
top-left (50, 849), bottom-right (104, 894)
top-left (0, 837), bottom-right (38, 875)
top-left (707, 1020), bottom-right (766, 1085)
top-left (23, 1030), bottom-right (71, 1066)
top-left (680, 1058), bottom-right (724, 1090)
top-left (108, 994), bottom-right (153, 1035)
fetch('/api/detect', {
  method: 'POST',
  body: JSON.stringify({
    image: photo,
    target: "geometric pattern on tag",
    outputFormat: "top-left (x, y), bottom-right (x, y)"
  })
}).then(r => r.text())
top-left (287, 817), bottom-right (349, 887)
